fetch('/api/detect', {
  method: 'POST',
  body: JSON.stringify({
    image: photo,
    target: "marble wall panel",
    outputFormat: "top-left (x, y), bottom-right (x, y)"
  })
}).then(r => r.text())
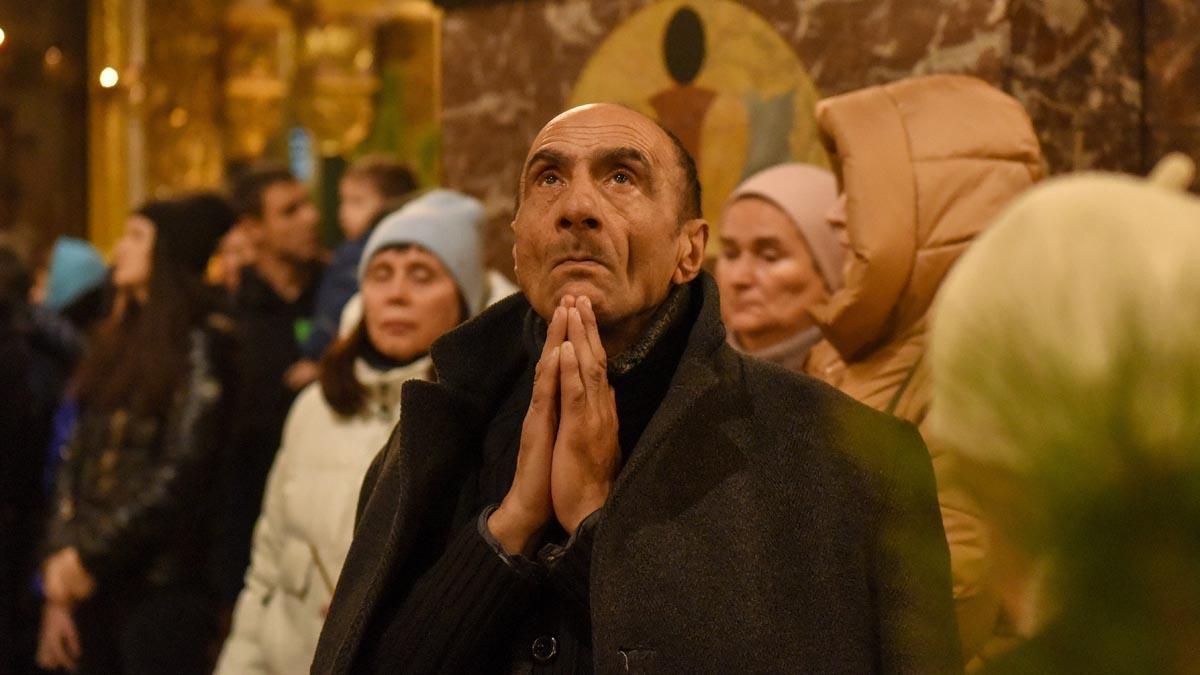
top-left (1007, 0), bottom-right (1144, 178)
top-left (439, 0), bottom-right (1189, 271)
top-left (442, 0), bottom-right (1024, 272)
top-left (440, 1), bottom-right (642, 271)
top-left (1145, 0), bottom-right (1200, 191)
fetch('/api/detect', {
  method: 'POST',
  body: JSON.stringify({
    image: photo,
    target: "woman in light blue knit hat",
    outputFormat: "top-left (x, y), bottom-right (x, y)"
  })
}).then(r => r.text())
top-left (217, 189), bottom-right (514, 675)
top-left (359, 189), bottom-right (493, 319)
top-left (41, 238), bottom-right (108, 312)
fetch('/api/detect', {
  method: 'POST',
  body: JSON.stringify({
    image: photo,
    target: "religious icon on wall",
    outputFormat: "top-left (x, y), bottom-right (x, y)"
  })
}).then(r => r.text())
top-left (571, 0), bottom-right (828, 250)
top-left (650, 7), bottom-right (716, 165)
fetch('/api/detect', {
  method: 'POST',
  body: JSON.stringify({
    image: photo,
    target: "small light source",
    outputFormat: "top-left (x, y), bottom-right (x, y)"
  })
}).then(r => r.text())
top-left (0, 27), bottom-right (7, 48)
top-left (44, 46), bottom-right (63, 69)
top-left (98, 66), bottom-right (119, 88)
top-left (353, 48), bottom-right (373, 71)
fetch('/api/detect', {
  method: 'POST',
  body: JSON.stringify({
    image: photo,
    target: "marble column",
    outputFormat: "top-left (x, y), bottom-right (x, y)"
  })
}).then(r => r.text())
top-left (1007, 0), bottom-right (1144, 179)
top-left (1145, 0), bottom-right (1200, 191)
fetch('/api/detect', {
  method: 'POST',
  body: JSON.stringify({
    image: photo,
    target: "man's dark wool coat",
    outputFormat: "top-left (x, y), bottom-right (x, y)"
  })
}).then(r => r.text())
top-left (312, 274), bottom-right (962, 673)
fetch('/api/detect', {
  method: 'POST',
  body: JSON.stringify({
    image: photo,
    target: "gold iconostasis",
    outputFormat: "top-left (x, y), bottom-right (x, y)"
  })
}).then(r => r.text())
top-left (88, 0), bottom-right (441, 251)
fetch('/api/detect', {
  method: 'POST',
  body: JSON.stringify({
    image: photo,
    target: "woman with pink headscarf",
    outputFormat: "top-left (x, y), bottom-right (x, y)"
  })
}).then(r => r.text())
top-left (715, 163), bottom-right (843, 372)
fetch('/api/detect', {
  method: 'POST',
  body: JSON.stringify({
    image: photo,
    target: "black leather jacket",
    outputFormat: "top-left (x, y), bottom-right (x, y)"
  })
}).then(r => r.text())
top-left (43, 324), bottom-right (232, 590)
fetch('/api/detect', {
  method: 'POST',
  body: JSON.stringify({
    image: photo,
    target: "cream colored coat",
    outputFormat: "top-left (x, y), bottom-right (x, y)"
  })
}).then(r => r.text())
top-left (215, 357), bottom-right (429, 675)
top-left (804, 75), bottom-right (1045, 662)
top-left (217, 272), bottom-right (517, 675)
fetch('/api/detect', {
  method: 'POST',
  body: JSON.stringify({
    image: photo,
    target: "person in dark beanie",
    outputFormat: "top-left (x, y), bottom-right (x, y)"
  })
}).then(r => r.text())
top-left (36, 193), bottom-right (237, 675)
top-left (218, 164), bottom-right (323, 609)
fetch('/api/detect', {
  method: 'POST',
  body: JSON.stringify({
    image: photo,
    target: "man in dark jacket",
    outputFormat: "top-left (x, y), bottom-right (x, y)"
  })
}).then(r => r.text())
top-left (314, 104), bottom-right (961, 673)
top-left (218, 165), bottom-right (323, 605)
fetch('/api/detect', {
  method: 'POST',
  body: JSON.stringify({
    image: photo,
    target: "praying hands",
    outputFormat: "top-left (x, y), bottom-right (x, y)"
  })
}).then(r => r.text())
top-left (488, 294), bottom-right (620, 556)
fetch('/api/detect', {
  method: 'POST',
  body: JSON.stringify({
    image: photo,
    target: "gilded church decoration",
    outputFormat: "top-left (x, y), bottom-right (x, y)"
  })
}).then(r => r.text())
top-left (87, 0), bottom-right (441, 251)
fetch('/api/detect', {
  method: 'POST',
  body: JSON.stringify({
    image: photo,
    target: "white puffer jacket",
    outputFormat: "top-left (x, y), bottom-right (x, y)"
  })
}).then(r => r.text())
top-left (216, 272), bottom-right (517, 675)
top-left (215, 356), bottom-right (427, 675)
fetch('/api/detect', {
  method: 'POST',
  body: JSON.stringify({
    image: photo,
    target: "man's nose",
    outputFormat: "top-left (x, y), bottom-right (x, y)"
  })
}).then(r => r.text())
top-left (557, 179), bottom-right (601, 231)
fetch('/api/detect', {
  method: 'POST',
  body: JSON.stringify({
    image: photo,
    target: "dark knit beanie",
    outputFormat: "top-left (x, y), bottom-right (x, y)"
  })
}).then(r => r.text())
top-left (138, 192), bottom-right (237, 275)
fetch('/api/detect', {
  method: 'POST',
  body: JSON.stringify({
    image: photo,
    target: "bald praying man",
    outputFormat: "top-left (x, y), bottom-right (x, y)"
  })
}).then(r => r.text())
top-left (312, 104), bottom-right (961, 674)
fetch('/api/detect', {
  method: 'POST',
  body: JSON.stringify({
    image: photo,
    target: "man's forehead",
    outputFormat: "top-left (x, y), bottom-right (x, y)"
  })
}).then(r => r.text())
top-left (526, 105), bottom-right (671, 163)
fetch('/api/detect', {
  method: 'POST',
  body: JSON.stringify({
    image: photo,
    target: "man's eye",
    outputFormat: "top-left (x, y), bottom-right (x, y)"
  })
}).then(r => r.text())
top-left (613, 171), bottom-right (631, 184)
top-left (539, 173), bottom-right (560, 186)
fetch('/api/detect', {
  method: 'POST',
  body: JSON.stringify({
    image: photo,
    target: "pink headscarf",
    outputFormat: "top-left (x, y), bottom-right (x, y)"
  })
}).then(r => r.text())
top-left (724, 163), bottom-right (844, 292)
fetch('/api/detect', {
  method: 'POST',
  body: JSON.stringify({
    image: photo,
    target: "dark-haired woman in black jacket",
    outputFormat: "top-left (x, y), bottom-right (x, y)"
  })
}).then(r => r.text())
top-left (37, 194), bottom-right (237, 675)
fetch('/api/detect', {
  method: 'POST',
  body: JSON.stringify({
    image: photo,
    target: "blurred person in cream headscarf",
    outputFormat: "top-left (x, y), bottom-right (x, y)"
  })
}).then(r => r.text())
top-left (929, 154), bottom-right (1200, 673)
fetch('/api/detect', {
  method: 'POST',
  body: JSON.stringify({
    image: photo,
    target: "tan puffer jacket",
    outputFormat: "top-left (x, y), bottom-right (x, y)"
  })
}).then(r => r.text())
top-left (804, 74), bottom-right (1045, 663)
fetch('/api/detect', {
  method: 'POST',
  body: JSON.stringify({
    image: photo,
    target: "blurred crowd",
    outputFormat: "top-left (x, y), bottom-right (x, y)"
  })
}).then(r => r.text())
top-left (1, 73), bottom-right (1197, 675)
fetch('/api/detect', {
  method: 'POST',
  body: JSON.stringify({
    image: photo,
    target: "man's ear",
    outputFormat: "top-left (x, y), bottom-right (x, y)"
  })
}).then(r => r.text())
top-left (672, 218), bottom-right (709, 284)
top-left (511, 240), bottom-right (524, 287)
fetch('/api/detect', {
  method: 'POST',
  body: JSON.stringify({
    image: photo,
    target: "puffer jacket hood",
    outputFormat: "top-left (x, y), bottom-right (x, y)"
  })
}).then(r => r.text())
top-left (805, 75), bottom-right (1045, 663)
top-left (810, 74), bottom-right (1044, 361)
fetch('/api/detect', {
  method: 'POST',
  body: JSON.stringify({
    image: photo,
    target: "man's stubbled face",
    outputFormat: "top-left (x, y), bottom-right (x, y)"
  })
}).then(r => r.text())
top-left (511, 104), bottom-right (700, 336)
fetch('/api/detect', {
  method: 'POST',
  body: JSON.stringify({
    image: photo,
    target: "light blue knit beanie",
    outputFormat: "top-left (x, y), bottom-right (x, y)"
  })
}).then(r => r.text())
top-left (46, 237), bottom-right (107, 310)
top-left (359, 189), bottom-right (487, 316)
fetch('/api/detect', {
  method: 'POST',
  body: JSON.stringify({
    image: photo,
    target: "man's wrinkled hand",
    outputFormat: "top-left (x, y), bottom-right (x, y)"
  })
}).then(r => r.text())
top-left (489, 302), bottom-right (569, 555)
top-left (551, 296), bottom-right (619, 534)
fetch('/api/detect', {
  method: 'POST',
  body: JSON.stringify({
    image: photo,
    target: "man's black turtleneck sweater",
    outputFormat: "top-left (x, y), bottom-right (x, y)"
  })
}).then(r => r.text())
top-left (361, 284), bottom-right (698, 673)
